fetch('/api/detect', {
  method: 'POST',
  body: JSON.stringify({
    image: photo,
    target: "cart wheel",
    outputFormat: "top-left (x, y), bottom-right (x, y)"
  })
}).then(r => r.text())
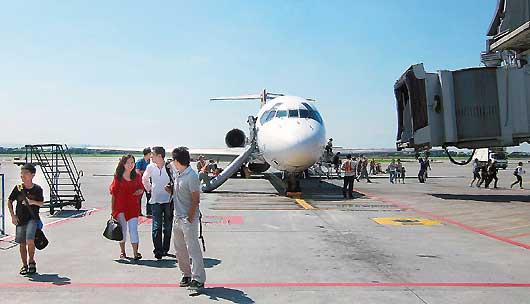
top-left (75, 200), bottom-right (82, 210)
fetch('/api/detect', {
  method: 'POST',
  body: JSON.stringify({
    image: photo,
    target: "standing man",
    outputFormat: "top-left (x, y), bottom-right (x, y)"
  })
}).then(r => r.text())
top-left (388, 159), bottom-right (397, 184)
top-left (170, 147), bottom-right (206, 290)
top-left (142, 146), bottom-right (173, 260)
top-left (7, 163), bottom-right (44, 275)
top-left (332, 152), bottom-right (341, 178)
top-left (325, 138), bottom-right (333, 156)
top-left (136, 147), bottom-right (152, 216)
top-left (417, 158), bottom-right (426, 183)
top-left (341, 154), bottom-right (357, 198)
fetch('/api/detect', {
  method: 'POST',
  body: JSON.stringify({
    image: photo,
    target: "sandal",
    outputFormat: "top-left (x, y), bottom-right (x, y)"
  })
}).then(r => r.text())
top-left (119, 253), bottom-right (127, 259)
top-left (28, 262), bottom-right (36, 274)
top-left (133, 253), bottom-right (142, 260)
top-left (19, 265), bottom-right (28, 275)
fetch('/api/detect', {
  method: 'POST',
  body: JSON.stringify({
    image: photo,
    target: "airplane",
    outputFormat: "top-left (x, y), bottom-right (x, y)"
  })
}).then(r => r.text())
top-left (203, 89), bottom-right (327, 193)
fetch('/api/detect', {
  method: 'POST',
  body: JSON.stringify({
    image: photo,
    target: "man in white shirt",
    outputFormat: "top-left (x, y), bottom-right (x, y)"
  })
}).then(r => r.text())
top-left (142, 146), bottom-right (173, 260)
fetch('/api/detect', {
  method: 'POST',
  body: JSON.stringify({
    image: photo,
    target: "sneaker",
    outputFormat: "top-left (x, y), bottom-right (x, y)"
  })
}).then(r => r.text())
top-left (179, 276), bottom-right (192, 287)
top-left (188, 280), bottom-right (204, 289)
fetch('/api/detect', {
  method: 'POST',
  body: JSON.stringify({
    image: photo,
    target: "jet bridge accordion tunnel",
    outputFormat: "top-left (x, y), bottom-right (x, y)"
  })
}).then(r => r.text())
top-left (395, 63), bottom-right (530, 151)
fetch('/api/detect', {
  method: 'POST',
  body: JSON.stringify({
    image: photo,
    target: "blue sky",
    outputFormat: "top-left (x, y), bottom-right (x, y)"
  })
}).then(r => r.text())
top-left (0, 1), bottom-right (502, 149)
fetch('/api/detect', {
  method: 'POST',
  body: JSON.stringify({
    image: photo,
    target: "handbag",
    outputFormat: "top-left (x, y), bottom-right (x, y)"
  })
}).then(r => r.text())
top-left (103, 217), bottom-right (123, 241)
top-left (34, 229), bottom-right (49, 250)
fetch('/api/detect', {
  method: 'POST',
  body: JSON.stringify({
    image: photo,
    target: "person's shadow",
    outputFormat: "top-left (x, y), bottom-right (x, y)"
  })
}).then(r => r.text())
top-left (28, 273), bottom-right (71, 286)
top-left (114, 258), bottom-right (177, 268)
top-left (204, 258), bottom-right (221, 268)
top-left (191, 287), bottom-right (255, 303)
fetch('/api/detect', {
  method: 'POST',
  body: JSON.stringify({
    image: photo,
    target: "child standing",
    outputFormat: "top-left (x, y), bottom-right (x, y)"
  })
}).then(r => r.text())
top-left (7, 163), bottom-right (44, 275)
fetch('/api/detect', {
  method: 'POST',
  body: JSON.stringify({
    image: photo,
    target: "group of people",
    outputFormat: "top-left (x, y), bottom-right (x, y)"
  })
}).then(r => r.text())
top-left (470, 159), bottom-right (526, 189)
top-left (387, 159), bottom-right (407, 184)
top-left (109, 146), bottom-right (205, 289)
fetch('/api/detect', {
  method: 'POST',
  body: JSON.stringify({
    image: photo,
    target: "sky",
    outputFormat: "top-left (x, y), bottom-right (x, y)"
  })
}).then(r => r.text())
top-left (1, 0), bottom-right (509, 150)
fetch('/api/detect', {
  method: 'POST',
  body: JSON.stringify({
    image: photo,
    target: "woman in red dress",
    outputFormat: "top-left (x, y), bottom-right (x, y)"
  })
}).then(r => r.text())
top-left (110, 155), bottom-right (144, 260)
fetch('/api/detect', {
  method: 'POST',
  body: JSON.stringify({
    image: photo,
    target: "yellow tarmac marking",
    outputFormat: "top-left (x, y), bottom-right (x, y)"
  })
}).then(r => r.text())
top-left (295, 199), bottom-right (316, 210)
top-left (372, 217), bottom-right (441, 226)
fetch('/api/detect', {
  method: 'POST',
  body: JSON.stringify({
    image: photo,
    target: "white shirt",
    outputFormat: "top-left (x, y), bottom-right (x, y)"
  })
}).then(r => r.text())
top-left (142, 163), bottom-right (171, 204)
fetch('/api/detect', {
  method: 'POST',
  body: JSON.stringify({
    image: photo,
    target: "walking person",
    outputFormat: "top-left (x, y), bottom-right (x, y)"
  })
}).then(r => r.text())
top-left (401, 166), bottom-right (406, 183)
top-left (136, 147), bottom-right (152, 216)
top-left (423, 157), bottom-right (431, 181)
top-left (110, 155), bottom-right (144, 260)
top-left (370, 159), bottom-right (376, 175)
top-left (469, 158), bottom-right (481, 187)
top-left (360, 157), bottom-right (372, 183)
top-left (511, 162), bottom-right (525, 189)
top-left (396, 159), bottom-right (403, 184)
top-left (170, 147), bottom-right (206, 290)
top-left (341, 154), bottom-right (356, 198)
top-left (485, 160), bottom-right (499, 189)
top-left (7, 163), bottom-right (44, 275)
top-left (418, 158), bottom-right (426, 183)
top-left (332, 152), bottom-right (341, 178)
top-left (477, 162), bottom-right (489, 188)
top-left (388, 159), bottom-right (397, 183)
top-left (142, 147), bottom-right (174, 260)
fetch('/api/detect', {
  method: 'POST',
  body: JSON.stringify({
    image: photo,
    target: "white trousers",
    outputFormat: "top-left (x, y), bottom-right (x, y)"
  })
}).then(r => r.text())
top-left (173, 217), bottom-right (206, 283)
top-left (116, 213), bottom-right (139, 244)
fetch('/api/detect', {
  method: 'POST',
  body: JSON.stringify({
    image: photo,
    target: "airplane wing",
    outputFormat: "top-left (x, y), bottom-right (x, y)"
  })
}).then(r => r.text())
top-left (87, 146), bottom-right (244, 162)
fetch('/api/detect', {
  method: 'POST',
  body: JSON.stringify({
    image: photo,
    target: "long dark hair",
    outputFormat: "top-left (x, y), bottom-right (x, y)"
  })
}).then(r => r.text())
top-left (114, 154), bottom-right (137, 181)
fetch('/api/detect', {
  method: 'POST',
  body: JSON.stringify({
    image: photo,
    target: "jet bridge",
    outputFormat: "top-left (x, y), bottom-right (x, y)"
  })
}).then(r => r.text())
top-left (395, 0), bottom-right (530, 153)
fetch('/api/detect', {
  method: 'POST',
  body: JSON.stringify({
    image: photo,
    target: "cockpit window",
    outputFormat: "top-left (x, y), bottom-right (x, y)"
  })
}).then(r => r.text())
top-left (288, 109), bottom-right (299, 118)
top-left (276, 110), bottom-right (287, 118)
top-left (260, 111), bottom-right (269, 125)
top-left (308, 110), bottom-right (323, 124)
top-left (266, 110), bottom-right (276, 122)
top-left (302, 102), bottom-right (314, 111)
top-left (299, 109), bottom-right (309, 118)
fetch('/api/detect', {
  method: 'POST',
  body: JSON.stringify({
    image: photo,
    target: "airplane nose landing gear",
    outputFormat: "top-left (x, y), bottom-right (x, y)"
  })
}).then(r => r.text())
top-left (285, 172), bottom-right (302, 195)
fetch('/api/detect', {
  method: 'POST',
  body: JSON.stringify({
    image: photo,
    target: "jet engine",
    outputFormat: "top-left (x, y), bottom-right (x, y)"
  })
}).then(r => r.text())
top-left (225, 128), bottom-right (246, 148)
top-left (248, 162), bottom-right (270, 173)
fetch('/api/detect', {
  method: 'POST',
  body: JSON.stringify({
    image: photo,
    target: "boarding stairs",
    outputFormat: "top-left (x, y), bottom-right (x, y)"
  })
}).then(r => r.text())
top-left (23, 144), bottom-right (84, 215)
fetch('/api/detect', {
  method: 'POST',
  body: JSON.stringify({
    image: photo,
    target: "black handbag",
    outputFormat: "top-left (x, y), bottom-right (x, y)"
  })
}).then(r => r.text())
top-left (103, 217), bottom-right (123, 241)
top-left (34, 229), bottom-right (49, 250)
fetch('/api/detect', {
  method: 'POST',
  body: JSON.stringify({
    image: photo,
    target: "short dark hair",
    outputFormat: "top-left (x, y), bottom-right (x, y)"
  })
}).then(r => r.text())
top-left (21, 163), bottom-right (36, 174)
top-left (346, 154), bottom-right (352, 159)
top-left (152, 146), bottom-right (165, 159)
top-left (143, 147), bottom-right (152, 156)
top-left (172, 147), bottom-right (190, 166)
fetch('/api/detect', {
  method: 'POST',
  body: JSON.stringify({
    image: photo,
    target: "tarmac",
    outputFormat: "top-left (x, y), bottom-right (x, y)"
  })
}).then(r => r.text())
top-left (2, 157), bottom-right (530, 303)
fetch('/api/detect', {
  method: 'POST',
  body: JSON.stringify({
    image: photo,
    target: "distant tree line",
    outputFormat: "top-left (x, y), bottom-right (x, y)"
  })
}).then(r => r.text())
top-left (0, 147), bottom-right (132, 155)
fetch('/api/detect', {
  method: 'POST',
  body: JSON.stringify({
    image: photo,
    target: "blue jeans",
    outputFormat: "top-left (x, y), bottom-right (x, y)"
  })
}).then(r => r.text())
top-left (151, 202), bottom-right (174, 255)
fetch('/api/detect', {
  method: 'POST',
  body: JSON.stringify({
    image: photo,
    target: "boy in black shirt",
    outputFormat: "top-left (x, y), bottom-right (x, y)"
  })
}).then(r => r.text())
top-left (7, 163), bottom-right (44, 275)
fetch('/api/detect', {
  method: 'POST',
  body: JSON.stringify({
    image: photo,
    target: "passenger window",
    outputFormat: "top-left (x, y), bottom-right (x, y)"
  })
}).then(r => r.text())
top-left (266, 110), bottom-right (276, 122)
top-left (288, 110), bottom-right (299, 118)
top-left (276, 110), bottom-right (287, 118)
top-left (299, 109), bottom-right (309, 118)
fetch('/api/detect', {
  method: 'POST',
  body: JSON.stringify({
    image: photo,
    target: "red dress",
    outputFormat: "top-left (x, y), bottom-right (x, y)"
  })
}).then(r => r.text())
top-left (110, 175), bottom-right (143, 221)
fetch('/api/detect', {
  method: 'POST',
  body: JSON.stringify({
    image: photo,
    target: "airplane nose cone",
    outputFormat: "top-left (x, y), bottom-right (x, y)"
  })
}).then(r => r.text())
top-left (263, 120), bottom-right (326, 171)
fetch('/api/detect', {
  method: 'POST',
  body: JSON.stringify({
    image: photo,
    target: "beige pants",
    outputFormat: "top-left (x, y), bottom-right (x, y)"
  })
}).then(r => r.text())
top-left (173, 217), bottom-right (206, 283)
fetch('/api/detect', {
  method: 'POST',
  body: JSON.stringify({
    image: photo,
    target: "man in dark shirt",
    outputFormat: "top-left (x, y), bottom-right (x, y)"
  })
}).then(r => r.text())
top-left (7, 163), bottom-right (44, 275)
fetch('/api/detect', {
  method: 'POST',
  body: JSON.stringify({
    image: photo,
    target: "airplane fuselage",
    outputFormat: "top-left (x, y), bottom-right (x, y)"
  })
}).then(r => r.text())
top-left (255, 96), bottom-right (326, 173)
